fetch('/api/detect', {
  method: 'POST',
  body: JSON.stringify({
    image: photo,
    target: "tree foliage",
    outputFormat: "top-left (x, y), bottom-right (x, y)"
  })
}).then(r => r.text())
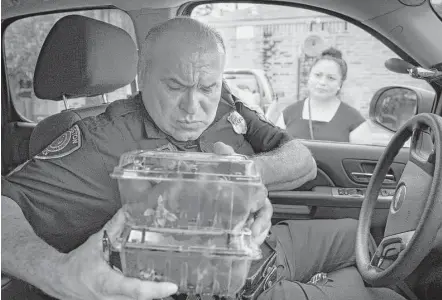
top-left (192, 4), bottom-right (213, 17)
top-left (4, 14), bottom-right (60, 85)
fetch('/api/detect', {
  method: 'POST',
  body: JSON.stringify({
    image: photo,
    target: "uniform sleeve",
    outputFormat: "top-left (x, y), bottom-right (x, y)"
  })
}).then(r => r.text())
top-left (1, 121), bottom-right (119, 253)
top-left (235, 101), bottom-right (293, 153)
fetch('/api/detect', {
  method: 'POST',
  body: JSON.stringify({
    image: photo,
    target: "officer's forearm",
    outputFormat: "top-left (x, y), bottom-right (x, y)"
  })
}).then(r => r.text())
top-left (252, 139), bottom-right (317, 191)
top-left (1, 196), bottom-right (66, 298)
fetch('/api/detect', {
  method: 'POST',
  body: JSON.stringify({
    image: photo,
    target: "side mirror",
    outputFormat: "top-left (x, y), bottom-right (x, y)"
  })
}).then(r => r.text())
top-left (369, 86), bottom-right (435, 132)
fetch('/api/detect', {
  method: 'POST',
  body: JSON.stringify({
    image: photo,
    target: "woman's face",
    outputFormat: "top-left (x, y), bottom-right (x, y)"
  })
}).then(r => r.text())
top-left (308, 59), bottom-right (343, 100)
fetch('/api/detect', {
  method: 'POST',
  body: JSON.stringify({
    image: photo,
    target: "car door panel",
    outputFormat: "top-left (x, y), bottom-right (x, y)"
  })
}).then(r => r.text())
top-left (271, 187), bottom-right (392, 209)
top-left (303, 140), bottom-right (409, 187)
top-left (268, 141), bottom-right (408, 232)
top-left (270, 187), bottom-right (391, 227)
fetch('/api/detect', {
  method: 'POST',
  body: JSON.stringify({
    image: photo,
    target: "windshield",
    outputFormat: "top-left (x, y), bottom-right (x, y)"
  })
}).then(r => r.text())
top-left (223, 73), bottom-right (260, 94)
top-left (431, 0), bottom-right (442, 20)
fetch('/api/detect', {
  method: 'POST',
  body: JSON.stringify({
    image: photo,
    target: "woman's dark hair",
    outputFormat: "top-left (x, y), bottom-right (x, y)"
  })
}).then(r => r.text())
top-left (310, 47), bottom-right (348, 83)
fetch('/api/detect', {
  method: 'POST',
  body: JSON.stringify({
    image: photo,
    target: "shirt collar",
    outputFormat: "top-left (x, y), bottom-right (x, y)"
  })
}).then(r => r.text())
top-left (132, 92), bottom-right (168, 139)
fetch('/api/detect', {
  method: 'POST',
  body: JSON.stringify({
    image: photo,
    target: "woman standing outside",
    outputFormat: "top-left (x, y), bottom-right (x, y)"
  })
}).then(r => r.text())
top-left (277, 48), bottom-right (365, 142)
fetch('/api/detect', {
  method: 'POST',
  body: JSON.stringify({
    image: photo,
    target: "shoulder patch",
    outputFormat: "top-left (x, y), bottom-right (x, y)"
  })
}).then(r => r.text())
top-left (35, 125), bottom-right (82, 160)
top-left (105, 93), bottom-right (143, 118)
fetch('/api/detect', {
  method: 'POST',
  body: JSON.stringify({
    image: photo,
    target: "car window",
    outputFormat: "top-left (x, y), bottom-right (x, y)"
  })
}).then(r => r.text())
top-left (224, 72), bottom-right (260, 94)
top-left (191, 3), bottom-right (435, 147)
top-left (3, 9), bottom-right (137, 123)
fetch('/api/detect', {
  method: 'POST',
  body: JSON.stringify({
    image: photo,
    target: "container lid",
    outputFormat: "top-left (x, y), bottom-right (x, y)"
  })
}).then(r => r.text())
top-left (120, 226), bottom-right (262, 260)
top-left (110, 150), bottom-right (262, 184)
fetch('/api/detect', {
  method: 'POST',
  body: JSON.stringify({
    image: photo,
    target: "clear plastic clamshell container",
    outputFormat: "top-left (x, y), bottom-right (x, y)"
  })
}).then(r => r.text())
top-left (110, 150), bottom-right (265, 296)
top-left (115, 226), bottom-right (261, 297)
top-left (110, 150), bottom-right (265, 231)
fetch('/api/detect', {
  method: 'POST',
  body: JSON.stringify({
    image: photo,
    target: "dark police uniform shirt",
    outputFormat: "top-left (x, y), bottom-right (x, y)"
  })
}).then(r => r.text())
top-left (2, 84), bottom-right (292, 253)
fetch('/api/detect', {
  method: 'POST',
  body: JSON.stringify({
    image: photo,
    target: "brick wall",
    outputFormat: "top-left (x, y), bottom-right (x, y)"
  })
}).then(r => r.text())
top-left (196, 8), bottom-right (433, 119)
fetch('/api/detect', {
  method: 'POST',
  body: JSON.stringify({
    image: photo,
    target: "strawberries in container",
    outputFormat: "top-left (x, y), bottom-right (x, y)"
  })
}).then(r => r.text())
top-left (110, 150), bottom-right (264, 297)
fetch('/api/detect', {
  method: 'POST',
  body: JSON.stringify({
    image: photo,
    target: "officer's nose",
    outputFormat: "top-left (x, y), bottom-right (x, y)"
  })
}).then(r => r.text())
top-left (179, 88), bottom-right (199, 115)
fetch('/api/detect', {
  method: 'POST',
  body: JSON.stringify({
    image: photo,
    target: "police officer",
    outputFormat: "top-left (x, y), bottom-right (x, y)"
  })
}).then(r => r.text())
top-left (1, 17), bottom-right (405, 300)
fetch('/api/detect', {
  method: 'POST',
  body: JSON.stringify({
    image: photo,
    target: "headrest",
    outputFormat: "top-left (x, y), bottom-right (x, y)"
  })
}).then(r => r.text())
top-left (33, 15), bottom-right (138, 100)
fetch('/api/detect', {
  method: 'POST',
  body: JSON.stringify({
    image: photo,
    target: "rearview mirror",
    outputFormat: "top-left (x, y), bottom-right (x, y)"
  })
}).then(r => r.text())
top-left (369, 85), bottom-right (436, 132)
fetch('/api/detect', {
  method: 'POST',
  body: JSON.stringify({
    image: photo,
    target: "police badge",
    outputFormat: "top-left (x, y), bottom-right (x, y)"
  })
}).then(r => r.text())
top-left (227, 111), bottom-right (247, 135)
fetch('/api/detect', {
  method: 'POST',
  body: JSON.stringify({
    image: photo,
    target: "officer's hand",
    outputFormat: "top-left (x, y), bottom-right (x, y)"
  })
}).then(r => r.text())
top-left (56, 208), bottom-right (178, 300)
top-left (213, 141), bottom-right (236, 155)
top-left (249, 197), bottom-right (273, 246)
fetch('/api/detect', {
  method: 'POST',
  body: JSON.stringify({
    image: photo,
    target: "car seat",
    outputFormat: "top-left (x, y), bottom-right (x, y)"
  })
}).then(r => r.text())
top-left (28, 14), bottom-right (138, 157)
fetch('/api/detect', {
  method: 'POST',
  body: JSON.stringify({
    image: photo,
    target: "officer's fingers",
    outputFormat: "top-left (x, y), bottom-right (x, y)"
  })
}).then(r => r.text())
top-left (101, 271), bottom-right (178, 300)
top-left (250, 198), bottom-right (273, 239)
top-left (253, 224), bottom-right (271, 246)
top-left (100, 208), bottom-right (128, 242)
top-left (213, 142), bottom-right (236, 155)
top-left (250, 185), bottom-right (268, 212)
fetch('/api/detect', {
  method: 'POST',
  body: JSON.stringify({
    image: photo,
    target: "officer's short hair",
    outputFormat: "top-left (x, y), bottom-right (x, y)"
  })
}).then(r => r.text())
top-left (138, 17), bottom-right (226, 86)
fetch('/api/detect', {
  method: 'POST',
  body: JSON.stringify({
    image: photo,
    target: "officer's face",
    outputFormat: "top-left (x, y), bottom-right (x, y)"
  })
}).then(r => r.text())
top-left (307, 59), bottom-right (342, 100)
top-left (141, 34), bottom-right (225, 141)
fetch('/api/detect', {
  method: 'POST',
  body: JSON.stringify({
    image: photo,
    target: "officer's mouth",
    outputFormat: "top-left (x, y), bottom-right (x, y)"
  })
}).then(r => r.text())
top-left (177, 120), bottom-right (204, 129)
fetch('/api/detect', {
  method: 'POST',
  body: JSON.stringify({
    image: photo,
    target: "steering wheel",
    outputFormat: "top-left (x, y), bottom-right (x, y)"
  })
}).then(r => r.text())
top-left (356, 113), bottom-right (442, 287)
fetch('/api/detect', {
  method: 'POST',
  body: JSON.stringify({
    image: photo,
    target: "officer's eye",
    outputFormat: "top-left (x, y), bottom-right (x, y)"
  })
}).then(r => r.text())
top-left (327, 75), bottom-right (336, 81)
top-left (200, 86), bottom-right (213, 93)
top-left (165, 79), bottom-right (184, 91)
top-left (199, 83), bottom-right (216, 94)
top-left (168, 84), bottom-right (183, 91)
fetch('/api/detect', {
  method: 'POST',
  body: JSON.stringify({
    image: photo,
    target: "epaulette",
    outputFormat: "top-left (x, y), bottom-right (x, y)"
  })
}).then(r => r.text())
top-left (105, 93), bottom-right (144, 118)
top-left (224, 86), bottom-right (275, 125)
